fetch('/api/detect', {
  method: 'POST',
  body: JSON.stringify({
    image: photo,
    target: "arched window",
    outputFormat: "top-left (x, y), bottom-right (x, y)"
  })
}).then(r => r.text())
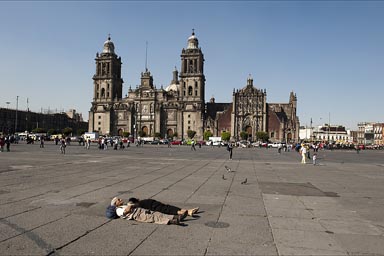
top-left (188, 86), bottom-right (193, 96)
top-left (101, 88), bottom-right (105, 97)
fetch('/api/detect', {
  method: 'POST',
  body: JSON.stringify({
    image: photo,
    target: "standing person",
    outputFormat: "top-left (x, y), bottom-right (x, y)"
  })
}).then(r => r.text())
top-left (191, 140), bottom-right (196, 151)
top-left (228, 142), bottom-right (233, 160)
top-left (40, 136), bottom-right (45, 148)
top-left (5, 136), bottom-right (10, 152)
top-left (313, 153), bottom-right (317, 165)
top-left (60, 138), bottom-right (66, 154)
top-left (300, 144), bottom-right (307, 164)
top-left (0, 136), bottom-right (5, 152)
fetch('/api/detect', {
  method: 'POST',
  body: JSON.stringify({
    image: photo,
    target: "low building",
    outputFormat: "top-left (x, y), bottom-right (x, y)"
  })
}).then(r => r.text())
top-left (0, 108), bottom-right (87, 135)
top-left (373, 123), bottom-right (384, 145)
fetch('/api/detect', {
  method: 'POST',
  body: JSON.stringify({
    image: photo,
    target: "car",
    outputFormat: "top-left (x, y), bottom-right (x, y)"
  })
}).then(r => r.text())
top-left (170, 140), bottom-right (182, 145)
top-left (268, 142), bottom-right (285, 148)
top-left (150, 140), bottom-right (161, 145)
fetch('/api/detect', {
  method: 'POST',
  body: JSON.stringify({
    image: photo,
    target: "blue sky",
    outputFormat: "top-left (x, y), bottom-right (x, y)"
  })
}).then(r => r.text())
top-left (0, 1), bottom-right (383, 130)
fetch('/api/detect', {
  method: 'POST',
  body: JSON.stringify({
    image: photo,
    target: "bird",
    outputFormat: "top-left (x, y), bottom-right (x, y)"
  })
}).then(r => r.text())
top-left (222, 174), bottom-right (226, 180)
top-left (224, 165), bottom-right (232, 172)
top-left (241, 178), bottom-right (247, 184)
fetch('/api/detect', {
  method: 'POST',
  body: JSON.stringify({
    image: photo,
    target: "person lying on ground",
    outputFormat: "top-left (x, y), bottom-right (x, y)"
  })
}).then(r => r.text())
top-left (109, 197), bottom-right (185, 225)
top-left (128, 197), bottom-right (199, 217)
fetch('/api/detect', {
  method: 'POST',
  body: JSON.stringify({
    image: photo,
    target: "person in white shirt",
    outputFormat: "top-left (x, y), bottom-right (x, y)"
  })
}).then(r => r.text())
top-left (300, 145), bottom-right (307, 164)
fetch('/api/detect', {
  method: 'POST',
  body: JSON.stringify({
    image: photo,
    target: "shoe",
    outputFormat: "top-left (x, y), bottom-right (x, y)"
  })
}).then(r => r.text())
top-left (169, 216), bottom-right (180, 225)
top-left (188, 207), bottom-right (199, 216)
top-left (179, 211), bottom-right (188, 221)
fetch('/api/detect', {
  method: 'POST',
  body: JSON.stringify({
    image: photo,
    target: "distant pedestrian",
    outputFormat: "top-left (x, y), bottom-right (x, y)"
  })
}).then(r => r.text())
top-left (5, 136), bottom-right (10, 152)
top-left (300, 144), bottom-right (307, 164)
top-left (40, 137), bottom-right (45, 148)
top-left (191, 140), bottom-right (196, 151)
top-left (0, 136), bottom-right (4, 152)
top-left (313, 153), bottom-right (317, 165)
top-left (228, 142), bottom-right (233, 160)
top-left (278, 144), bottom-right (282, 154)
top-left (60, 138), bottom-right (66, 154)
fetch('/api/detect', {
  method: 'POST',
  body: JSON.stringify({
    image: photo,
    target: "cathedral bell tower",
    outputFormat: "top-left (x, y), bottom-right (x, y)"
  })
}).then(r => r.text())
top-left (89, 35), bottom-right (124, 135)
top-left (179, 30), bottom-right (206, 139)
top-left (92, 36), bottom-right (123, 103)
top-left (180, 30), bottom-right (205, 103)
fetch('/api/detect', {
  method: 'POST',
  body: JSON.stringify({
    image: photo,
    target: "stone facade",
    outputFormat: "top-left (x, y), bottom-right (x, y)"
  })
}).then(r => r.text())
top-left (231, 76), bottom-right (267, 141)
top-left (267, 92), bottom-right (300, 143)
top-left (89, 32), bottom-right (205, 140)
top-left (0, 108), bottom-right (88, 135)
top-left (89, 32), bottom-right (300, 142)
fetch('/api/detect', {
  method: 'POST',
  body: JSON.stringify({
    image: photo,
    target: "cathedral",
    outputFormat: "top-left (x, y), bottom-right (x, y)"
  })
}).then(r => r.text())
top-left (88, 31), bottom-right (299, 142)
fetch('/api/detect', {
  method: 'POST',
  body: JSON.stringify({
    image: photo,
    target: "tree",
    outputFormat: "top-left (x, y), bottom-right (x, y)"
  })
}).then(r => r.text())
top-left (256, 131), bottom-right (269, 142)
top-left (154, 132), bottom-right (161, 139)
top-left (187, 130), bottom-right (196, 139)
top-left (122, 131), bottom-right (130, 137)
top-left (138, 130), bottom-right (146, 137)
top-left (204, 130), bottom-right (213, 141)
top-left (240, 131), bottom-right (248, 140)
top-left (221, 131), bottom-right (231, 141)
top-left (172, 132), bottom-right (178, 138)
top-left (32, 127), bottom-right (46, 134)
top-left (77, 129), bottom-right (86, 136)
top-left (62, 127), bottom-right (73, 136)
top-left (47, 128), bottom-right (58, 136)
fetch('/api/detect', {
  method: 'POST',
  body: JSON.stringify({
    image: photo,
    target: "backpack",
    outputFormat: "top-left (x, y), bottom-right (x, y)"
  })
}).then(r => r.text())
top-left (106, 205), bottom-right (118, 219)
top-left (227, 144), bottom-right (230, 151)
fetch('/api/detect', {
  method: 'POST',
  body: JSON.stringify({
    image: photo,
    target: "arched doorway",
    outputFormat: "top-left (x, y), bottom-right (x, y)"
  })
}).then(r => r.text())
top-left (118, 129), bottom-right (123, 136)
top-left (287, 132), bottom-right (292, 143)
top-left (142, 126), bottom-right (148, 136)
top-left (245, 126), bottom-right (252, 140)
top-left (167, 129), bottom-right (174, 138)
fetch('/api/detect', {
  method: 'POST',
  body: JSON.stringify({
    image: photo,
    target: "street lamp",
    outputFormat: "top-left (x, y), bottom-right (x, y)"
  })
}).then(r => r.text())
top-left (15, 96), bottom-right (19, 133)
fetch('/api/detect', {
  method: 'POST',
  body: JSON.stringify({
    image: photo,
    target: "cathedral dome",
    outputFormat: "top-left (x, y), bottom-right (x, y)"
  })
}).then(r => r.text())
top-left (187, 30), bottom-right (199, 49)
top-left (165, 83), bottom-right (180, 92)
top-left (103, 35), bottom-right (115, 54)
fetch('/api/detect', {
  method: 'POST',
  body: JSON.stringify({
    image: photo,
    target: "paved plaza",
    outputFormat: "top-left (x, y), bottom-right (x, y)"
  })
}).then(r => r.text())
top-left (1, 142), bottom-right (384, 255)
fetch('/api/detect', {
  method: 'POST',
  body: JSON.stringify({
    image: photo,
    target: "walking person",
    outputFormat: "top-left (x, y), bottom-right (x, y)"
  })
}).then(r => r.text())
top-left (228, 142), bottom-right (233, 160)
top-left (191, 140), bottom-right (196, 151)
top-left (40, 136), bottom-right (45, 148)
top-left (5, 136), bottom-right (10, 152)
top-left (313, 153), bottom-right (317, 165)
top-left (60, 138), bottom-right (66, 154)
top-left (300, 144), bottom-right (307, 164)
top-left (0, 136), bottom-right (4, 152)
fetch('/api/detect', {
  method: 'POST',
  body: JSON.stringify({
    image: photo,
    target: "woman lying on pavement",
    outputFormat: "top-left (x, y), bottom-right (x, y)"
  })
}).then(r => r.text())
top-left (127, 197), bottom-right (199, 217)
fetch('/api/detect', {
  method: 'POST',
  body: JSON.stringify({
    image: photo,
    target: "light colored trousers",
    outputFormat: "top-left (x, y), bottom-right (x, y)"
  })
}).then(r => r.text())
top-left (131, 207), bottom-right (174, 225)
